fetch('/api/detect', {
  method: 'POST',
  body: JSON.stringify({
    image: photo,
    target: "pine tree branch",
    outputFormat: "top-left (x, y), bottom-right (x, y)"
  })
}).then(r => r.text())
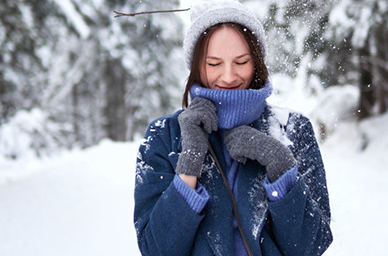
top-left (113, 8), bottom-right (190, 18)
top-left (284, 0), bottom-right (311, 10)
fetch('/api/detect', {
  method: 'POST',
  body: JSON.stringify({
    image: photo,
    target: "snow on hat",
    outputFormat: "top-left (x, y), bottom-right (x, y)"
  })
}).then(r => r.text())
top-left (183, 0), bottom-right (267, 70)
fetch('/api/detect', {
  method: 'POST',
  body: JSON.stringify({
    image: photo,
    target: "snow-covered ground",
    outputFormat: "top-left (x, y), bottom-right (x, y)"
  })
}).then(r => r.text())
top-left (1, 110), bottom-right (387, 255)
top-left (0, 140), bottom-right (140, 256)
top-left (323, 119), bottom-right (388, 256)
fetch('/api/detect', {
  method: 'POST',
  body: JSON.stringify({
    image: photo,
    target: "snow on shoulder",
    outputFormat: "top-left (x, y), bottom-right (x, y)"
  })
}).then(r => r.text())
top-left (268, 105), bottom-right (293, 147)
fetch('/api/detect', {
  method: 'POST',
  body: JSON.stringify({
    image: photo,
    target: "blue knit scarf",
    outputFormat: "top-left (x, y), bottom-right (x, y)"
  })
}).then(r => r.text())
top-left (190, 80), bottom-right (273, 129)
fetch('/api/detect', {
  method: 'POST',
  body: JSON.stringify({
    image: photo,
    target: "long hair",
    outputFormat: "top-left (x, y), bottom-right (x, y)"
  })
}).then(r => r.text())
top-left (182, 22), bottom-right (269, 108)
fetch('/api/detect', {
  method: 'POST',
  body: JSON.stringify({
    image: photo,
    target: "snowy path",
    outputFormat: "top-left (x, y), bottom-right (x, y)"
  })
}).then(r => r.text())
top-left (323, 151), bottom-right (388, 256)
top-left (321, 121), bottom-right (388, 256)
top-left (1, 119), bottom-right (387, 256)
top-left (0, 141), bottom-right (141, 256)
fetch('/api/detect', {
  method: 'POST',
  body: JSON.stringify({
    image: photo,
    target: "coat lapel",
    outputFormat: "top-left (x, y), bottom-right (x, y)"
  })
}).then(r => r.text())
top-left (237, 160), bottom-right (269, 253)
top-left (198, 132), bottom-right (234, 256)
top-left (198, 107), bottom-right (274, 255)
top-left (236, 109), bottom-right (272, 253)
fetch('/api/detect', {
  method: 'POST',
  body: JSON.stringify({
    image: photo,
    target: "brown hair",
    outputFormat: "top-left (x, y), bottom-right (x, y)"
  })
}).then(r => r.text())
top-left (182, 22), bottom-right (269, 108)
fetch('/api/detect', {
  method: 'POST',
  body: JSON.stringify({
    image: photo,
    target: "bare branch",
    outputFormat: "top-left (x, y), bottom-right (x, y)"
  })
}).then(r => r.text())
top-left (113, 1), bottom-right (312, 19)
top-left (113, 8), bottom-right (191, 18)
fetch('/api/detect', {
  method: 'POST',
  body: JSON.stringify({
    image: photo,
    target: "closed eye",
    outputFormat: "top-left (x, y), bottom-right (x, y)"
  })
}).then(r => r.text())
top-left (236, 59), bottom-right (251, 65)
top-left (207, 63), bottom-right (221, 67)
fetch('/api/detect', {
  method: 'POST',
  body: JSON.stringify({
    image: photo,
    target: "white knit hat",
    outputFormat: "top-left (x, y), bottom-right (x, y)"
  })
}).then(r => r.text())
top-left (183, 0), bottom-right (267, 70)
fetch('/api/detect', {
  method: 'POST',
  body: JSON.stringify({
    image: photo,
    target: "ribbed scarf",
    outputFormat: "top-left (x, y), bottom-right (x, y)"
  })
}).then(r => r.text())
top-left (190, 80), bottom-right (273, 129)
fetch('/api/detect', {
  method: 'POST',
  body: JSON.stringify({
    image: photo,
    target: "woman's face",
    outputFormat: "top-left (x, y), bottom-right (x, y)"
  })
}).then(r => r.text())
top-left (200, 26), bottom-right (254, 90)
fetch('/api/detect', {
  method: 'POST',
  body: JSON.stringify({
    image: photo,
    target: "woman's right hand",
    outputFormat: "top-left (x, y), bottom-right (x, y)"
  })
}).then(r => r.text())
top-left (176, 97), bottom-right (218, 179)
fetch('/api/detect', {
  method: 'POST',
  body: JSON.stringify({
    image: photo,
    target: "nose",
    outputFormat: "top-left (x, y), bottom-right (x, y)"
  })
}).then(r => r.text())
top-left (220, 65), bottom-right (238, 86)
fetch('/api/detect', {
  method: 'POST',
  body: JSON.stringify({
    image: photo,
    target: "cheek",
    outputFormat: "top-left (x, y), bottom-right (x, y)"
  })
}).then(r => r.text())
top-left (200, 66), bottom-right (218, 88)
top-left (242, 64), bottom-right (255, 83)
top-left (199, 66), bottom-right (209, 87)
top-left (205, 70), bottom-right (217, 88)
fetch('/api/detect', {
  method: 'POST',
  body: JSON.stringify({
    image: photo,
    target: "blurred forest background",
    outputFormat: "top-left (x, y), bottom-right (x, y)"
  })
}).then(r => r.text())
top-left (0, 0), bottom-right (387, 160)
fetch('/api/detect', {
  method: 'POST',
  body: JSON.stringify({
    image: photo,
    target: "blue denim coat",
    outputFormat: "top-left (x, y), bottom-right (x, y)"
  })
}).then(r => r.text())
top-left (134, 106), bottom-right (332, 256)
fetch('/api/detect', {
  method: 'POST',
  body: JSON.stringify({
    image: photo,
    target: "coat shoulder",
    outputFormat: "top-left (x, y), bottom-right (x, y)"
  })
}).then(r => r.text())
top-left (140, 110), bottom-right (183, 161)
top-left (264, 105), bottom-right (313, 147)
top-left (266, 104), bottom-right (310, 126)
top-left (144, 110), bottom-right (183, 139)
top-left (147, 110), bottom-right (182, 130)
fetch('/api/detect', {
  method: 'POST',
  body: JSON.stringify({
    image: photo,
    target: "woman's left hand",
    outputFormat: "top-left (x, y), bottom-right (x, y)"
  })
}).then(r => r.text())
top-left (224, 125), bottom-right (296, 182)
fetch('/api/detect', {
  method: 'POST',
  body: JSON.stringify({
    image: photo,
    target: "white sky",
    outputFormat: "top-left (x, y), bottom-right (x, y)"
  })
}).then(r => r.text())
top-left (178, 0), bottom-right (195, 27)
top-left (179, 0), bottom-right (195, 8)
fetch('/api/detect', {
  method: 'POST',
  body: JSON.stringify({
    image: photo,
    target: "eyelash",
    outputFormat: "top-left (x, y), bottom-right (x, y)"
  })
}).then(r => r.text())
top-left (207, 61), bottom-right (249, 67)
top-left (236, 61), bottom-right (248, 65)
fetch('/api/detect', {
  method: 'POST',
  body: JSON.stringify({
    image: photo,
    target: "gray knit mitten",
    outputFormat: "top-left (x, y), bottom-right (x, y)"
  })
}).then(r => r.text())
top-left (224, 125), bottom-right (296, 182)
top-left (176, 97), bottom-right (218, 177)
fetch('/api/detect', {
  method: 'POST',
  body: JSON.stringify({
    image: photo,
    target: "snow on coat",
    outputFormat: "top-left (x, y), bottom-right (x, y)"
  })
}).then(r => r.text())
top-left (134, 106), bottom-right (333, 256)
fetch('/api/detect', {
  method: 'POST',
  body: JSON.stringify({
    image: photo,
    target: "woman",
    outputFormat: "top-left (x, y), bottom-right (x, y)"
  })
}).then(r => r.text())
top-left (134, 0), bottom-right (333, 255)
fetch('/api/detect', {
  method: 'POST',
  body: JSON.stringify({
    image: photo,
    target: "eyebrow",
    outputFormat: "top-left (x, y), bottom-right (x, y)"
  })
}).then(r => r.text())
top-left (206, 53), bottom-right (251, 60)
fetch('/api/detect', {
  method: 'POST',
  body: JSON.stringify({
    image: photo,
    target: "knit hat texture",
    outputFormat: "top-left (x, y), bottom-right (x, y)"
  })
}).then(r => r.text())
top-left (183, 0), bottom-right (267, 70)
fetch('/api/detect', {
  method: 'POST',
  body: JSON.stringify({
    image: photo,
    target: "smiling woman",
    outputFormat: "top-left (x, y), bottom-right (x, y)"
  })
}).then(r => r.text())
top-left (183, 20), bottom-right (269, 107)
top-left (200, 25), bottom-right (255, 90)
top-left (134, 1), bottom-right (333, 255)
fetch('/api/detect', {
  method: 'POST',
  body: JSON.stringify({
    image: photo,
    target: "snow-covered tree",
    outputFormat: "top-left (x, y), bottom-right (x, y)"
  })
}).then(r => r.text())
top-left (245, 0), bottom-right (387, 120)
top-left (0, 0), bottom-right (184, 159)
top-left (327, 0), bottom-right (388, 119)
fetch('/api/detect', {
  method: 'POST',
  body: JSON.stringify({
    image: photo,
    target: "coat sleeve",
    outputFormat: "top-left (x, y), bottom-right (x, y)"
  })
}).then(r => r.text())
top-left (134, 115), bottom-right (206, 256)
top-left (266, 114), bottom-right (333, 256)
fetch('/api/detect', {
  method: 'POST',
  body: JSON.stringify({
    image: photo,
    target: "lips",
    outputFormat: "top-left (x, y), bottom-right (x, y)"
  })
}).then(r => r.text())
top-left (218, 84), bottom-right (243, 90)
